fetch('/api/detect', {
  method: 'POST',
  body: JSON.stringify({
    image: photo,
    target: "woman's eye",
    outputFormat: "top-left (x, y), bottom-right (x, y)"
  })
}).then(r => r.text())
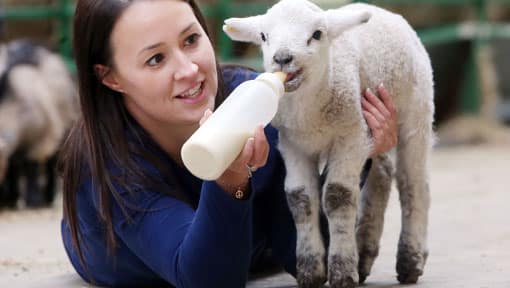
top-left (312, 30), bottom-right (322, 40)
top-left (147, 53), bottom-right (164, 66)
top-left (184, 33), bottom-right (201, 46)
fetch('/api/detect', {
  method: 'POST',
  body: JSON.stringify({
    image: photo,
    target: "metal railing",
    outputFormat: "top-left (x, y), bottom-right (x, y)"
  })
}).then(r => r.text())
top-left (201, 0), bottom-right (510, 114)
top-left (0, 0), bottom-right (74, 68)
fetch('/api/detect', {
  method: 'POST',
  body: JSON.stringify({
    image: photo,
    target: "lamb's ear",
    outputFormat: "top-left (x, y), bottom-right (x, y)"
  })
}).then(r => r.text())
top-left (223, 16), bottom-right (263, 44)
top-left (324, 9), bottom-right (371, 39)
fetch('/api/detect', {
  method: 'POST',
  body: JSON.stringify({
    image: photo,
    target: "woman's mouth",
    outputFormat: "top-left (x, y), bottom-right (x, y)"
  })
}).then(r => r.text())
top-left (176, 82), bottom-right (206, 104)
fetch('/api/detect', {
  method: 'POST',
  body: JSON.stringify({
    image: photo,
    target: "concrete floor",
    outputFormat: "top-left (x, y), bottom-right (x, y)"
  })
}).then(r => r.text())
top-left (1, 144), bottom-right (509, 288)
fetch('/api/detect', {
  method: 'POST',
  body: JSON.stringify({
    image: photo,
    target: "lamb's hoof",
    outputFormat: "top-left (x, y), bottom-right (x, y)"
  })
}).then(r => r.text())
top-left (296, 254), bottom-right (327, 288)
top-left (297, 275), bottom-right (327, 288)
top-left (358, 273), bottom-right (368, 285)
top-left (358, 263), bottom-right (369, 285)
top-left (357, 248), bottom-right (378, 284)
top-left (397, 268), bottom-right (422, 284)
top-left (328, 254), bottom-right (358, 288)
top-left (396, 247), bottom-right (428, 284)
top-left (329, 275), bottom-right (357, 288)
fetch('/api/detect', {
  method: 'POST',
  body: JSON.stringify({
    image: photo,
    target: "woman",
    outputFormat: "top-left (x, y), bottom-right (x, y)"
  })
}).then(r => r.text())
top-left (60, 0), bottom-right (398, 287)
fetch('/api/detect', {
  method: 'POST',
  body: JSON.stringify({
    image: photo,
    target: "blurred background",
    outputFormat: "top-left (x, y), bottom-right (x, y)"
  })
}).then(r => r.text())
top-left (0, 0), bottom-right (509, 287)
top-left (3, 0), bottom-right (510, 124)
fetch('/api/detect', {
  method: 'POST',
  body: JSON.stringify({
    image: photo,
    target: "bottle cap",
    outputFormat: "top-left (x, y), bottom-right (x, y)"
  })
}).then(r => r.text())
top-left (255, 72), bottom-right (285, 98)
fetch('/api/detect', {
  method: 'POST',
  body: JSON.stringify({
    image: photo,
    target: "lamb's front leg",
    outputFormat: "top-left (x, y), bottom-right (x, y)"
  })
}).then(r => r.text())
top-left (279, 136), bottom-right (326, 288)
top-left (324, 139), bottom-right (370, 288)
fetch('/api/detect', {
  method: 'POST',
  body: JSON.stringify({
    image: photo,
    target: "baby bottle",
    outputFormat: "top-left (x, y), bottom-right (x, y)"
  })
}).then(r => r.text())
top-left (181, 72), bottom-right (286, 180)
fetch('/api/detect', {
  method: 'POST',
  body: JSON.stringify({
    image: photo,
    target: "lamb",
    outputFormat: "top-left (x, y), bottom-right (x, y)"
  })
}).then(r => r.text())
top-left (224, 1), bottom-right (434, 287)
top-left (0, 40), bottom-right (77, 207)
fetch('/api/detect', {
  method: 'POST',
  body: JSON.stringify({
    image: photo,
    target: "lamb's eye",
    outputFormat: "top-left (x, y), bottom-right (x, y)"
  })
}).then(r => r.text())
top-left (312, 30), bottom-right (322, 40)
top-left (261, 33), bottom-right (266, 42)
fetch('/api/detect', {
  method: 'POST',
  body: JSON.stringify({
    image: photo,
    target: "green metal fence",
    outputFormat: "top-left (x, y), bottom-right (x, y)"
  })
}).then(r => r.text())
top-left (0, 0), bottom-right (74, 67)
top-left (1, 0), bottom-right (510, 113)
top-left (201, 0), bottom-right (510, 114)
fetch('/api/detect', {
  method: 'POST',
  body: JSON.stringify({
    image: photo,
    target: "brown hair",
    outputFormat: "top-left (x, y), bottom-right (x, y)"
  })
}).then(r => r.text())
top-left (59, 0), bottom-right (226, 272)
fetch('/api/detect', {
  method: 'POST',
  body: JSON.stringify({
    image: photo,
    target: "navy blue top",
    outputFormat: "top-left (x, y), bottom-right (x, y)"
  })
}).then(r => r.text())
top-left (61, 67), bottom-right (299, 288)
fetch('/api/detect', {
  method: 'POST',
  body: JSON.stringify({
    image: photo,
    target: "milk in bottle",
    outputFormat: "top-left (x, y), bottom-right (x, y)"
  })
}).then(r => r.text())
top-left (181, 72), bottom-right (286, 180)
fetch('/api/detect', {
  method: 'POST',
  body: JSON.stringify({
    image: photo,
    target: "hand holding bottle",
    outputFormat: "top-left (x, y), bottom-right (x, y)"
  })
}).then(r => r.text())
top-left (198, 109), bottom-right (270, 195)
top-left (181, 72), bottom-right (286, 180)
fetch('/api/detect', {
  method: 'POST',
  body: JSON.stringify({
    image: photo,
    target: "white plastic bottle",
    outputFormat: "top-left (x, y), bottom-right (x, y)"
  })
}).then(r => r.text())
top-left (181, 72), bottom-right (286, 180)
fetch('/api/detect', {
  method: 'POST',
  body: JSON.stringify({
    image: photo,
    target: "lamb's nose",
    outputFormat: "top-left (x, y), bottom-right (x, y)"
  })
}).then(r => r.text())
top-left (273, 51), bottom-right (293, 65)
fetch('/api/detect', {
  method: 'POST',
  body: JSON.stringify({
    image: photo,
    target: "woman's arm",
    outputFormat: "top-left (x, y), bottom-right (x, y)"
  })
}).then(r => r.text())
top-left (109, 118), bottom-right (271, 287)
top-left (110, 180), bottom-right (255, 288)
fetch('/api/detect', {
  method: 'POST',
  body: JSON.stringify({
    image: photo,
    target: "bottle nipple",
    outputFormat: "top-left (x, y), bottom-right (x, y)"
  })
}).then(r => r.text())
top-left (273, 72), bottom-right (287, 83)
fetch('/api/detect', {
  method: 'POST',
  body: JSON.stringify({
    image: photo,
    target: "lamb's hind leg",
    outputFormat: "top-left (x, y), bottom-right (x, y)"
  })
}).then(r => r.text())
top-left (395, 119), bottom-right (433, 284)
top-left (324, 140), bottom-right (370, 288)
top-left (356, 154), bottom-right (393, 284)
top-left (279, 136), bottom-right (326, 288)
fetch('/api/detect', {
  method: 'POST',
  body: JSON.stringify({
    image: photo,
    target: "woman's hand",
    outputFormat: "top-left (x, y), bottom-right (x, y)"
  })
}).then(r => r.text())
top-left (200, 109), bottom-right (270, 194)
top-left (362, 84), bottom-right (398, 157)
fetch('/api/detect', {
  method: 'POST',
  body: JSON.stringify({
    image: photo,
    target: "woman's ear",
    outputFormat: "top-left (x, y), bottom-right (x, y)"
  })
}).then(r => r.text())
top-left (94, 64), bottom-right (124, 93)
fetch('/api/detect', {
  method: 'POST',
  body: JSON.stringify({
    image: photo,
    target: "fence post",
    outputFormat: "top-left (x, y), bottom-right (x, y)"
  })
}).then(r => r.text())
top-left (56, 0), bottom-right (72, 62)
top-left (460, 0), bottom-right (487, 113)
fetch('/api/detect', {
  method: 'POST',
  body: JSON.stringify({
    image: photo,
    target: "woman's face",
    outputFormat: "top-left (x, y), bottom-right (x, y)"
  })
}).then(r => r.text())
top-left (106, 0), bottom-right (217, 130)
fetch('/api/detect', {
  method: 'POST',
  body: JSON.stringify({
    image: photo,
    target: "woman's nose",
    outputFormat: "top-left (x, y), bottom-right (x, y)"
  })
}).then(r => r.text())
top-left (173, 53), bottom-right (198, 81)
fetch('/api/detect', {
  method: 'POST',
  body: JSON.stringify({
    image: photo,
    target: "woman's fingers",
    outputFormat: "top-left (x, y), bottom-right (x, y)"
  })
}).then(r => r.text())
top-left (370, 86), bottom-right (392, 118)
top-left (378, 84), bottom-right (397, 118)
top-left (249, 125), bottom-right (269, 169)
top-left (362, 96), bottom-right (385, 124)
top-left (363, 110), bottom-right (381, 131)
top-left (241, 137), bottom-right (255, 165)
top-left (362, 88), bottom-right (388, 122)
top-left (362, 84), bottom-right (399, 157)
top-left (228, 125), bottom-right (270, 175)
top-left (229, 137), bottom-right (255, 173)
top-left (377, 84), bottom-right (398, 146)
top-left (217, 137), bottom-right (253, 191)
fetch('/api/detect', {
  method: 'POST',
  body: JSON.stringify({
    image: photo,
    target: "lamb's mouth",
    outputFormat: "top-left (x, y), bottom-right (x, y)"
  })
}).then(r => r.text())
top-left (283, 68), bottom-right (304, 92)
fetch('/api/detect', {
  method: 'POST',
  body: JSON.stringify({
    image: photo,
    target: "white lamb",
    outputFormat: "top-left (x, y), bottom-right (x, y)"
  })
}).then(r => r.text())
top-left (224, 0), bottom-right (434, 287)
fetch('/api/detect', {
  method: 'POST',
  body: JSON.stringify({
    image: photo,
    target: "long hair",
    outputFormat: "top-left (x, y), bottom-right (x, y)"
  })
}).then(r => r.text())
top-left (59, 0), bottom-right (226, 270)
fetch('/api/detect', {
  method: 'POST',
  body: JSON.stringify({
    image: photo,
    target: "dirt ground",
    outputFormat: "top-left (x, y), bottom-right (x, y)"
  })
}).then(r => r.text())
top-left (1, 144), bottom-right (509, 288)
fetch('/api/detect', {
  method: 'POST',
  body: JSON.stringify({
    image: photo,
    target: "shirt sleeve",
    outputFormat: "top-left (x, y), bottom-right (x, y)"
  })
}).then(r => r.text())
top-left (110, 179), bottom-right (255, 288)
